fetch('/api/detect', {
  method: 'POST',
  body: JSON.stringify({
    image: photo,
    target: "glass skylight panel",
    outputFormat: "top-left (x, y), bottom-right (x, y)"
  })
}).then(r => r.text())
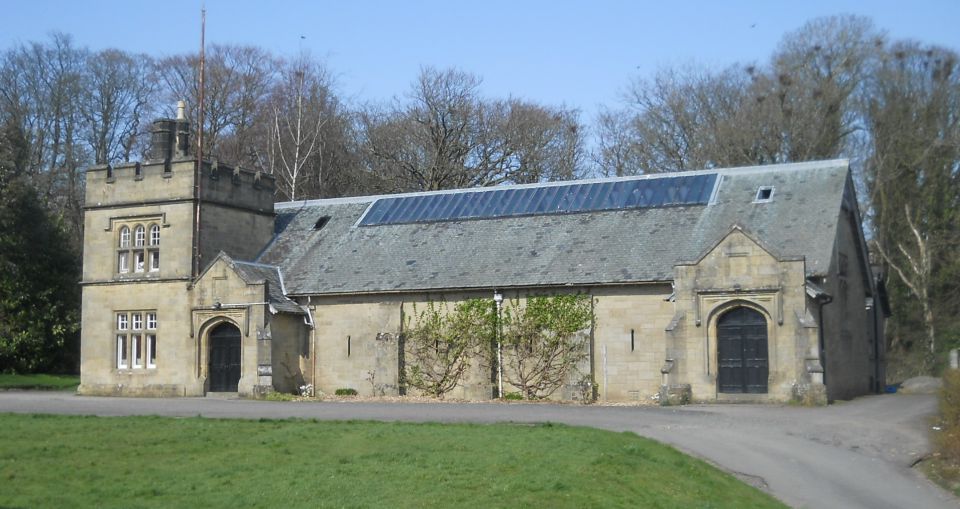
top-left (415, 195), bottom-right (437, 221)
top-left (358, 173), bottom-right (717, 226)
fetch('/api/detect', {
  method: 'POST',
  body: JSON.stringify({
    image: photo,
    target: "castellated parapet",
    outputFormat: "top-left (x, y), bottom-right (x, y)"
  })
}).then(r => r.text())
top-left (85, 157), bottom-right (275, 213)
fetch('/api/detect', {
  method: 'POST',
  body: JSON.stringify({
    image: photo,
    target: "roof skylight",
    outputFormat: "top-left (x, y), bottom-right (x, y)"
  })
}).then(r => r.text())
top-left (358, 173), bottom-right (718, 227)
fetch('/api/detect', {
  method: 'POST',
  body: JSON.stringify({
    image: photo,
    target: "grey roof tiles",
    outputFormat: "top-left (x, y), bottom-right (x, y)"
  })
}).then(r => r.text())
top-left (231, 260), bottom-right (304, 314)
top-left (257, 160), bottom-right (850, 296)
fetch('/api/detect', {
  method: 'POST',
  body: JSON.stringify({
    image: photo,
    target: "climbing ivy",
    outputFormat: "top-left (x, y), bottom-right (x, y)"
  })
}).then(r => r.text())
top-left (403, 299), bottom-right (494, 398)
top-left (500, 294), bottom-right (593, 399)
top-left (402, 294), bottom-right (593, 400)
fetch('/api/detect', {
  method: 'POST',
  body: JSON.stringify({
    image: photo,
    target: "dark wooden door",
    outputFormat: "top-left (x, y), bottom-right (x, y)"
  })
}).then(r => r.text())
top-left (209, 323), bottom-right (241, 392)
top-left (717, 307), bottom-right (768, 393)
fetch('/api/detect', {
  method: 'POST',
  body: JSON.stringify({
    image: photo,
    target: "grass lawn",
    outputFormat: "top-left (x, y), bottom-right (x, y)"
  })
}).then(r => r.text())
top-left (0, 413), bottom-right (784, 508)
top-left (0, 373), bottom-right (79, 390)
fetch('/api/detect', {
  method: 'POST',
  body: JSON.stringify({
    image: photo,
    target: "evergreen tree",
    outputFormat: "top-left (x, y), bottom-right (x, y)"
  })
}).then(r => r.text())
top-left (0, 123), bottom-right (80, 373)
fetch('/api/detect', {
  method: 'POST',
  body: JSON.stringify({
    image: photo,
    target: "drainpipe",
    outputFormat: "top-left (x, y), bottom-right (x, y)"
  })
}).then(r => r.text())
top-left (307, 296), bottom-right (317, 396)
top-left (868, 297), bottom-right (880, 393)
top-left (494, 290), bottom-right (504, 399)
top-left (816, 293), bottom-right (834, 389)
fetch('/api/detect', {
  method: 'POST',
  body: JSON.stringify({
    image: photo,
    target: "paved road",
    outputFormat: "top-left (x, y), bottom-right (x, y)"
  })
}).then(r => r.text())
top-left (0, 392), bottom-right (955, 508)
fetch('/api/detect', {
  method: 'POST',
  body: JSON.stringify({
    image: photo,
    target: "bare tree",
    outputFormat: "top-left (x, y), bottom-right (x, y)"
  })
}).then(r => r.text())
top-left (863, 41), bottom-right (960, 357)
top-left (360, 67), bottom-right (480, 191)
top-left (251, 52), bottom-right (359, 201)
top-left (769, 15), bottom-right (880, 161)
top-left (360, 67), bottom-right (584, 192)
top-left (595, 107), bottom-right (644, 177)
top-left (82, 50), bottom-right (156, 164)
top-left (156, 44), bottom-right (276, 163)
top-left (0, 33), bottom-right (88, 248)
top-left (479, 99), bottom-right (584, 184)
top-left (266, 53), bottom-right (328, 201)
top-left (595, 16), bottom-right (880, 175)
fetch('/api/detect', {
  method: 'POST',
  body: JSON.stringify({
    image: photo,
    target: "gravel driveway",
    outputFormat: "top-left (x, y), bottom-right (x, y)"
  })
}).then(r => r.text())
top-left (0, 391), bottom-right (955, 508)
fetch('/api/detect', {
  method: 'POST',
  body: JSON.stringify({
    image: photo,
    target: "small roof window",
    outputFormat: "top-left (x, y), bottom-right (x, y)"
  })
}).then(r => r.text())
top-left (313, 216), bottom-right (331, 230)
top-left (754, 186), bottom-right (774, 203)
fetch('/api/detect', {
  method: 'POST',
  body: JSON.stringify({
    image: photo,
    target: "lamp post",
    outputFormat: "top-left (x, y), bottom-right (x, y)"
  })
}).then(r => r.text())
top-left (493, 290), bottom-right (504, 399)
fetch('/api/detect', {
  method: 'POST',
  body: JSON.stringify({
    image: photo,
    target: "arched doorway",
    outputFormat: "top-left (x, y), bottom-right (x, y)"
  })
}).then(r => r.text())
top-left (209, 322), bottom-right (242, 392)
top-left (717, 307), bottom-right (768, 393)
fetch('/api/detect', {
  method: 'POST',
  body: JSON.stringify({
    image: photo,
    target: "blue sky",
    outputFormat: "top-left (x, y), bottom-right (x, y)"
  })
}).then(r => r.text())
top-left (3, 1), bottom-right (959, 121)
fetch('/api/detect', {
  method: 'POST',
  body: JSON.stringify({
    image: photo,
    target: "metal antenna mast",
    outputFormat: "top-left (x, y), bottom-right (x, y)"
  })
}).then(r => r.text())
top-left (193, 6), bottom-right (206, 279)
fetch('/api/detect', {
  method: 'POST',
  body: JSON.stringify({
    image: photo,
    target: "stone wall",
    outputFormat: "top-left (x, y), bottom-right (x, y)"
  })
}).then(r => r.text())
top-left (309, 294), bottom-right (405, 397)
top-left (305, 287), bottom-right (679, 402)
top-left (591, 285), bottom-right (674, 402)
top-left (78, 281), bottom-right (199, 396)
top-left (819, 199), bottom-right (882, 400)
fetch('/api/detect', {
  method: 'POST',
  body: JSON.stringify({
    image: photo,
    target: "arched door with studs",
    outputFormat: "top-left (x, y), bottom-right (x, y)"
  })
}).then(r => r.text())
top-left (209, 323), bottom-right (242, 392)
top-left (717, 307), bottom-right (769, 393)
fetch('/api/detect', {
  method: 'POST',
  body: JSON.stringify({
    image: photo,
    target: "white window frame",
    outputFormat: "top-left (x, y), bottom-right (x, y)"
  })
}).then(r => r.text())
top-left (117, 334), bottom-right (128, 369)
top-left (115, 310), bottom-right (156, 371)
top-left (117, 222), bottom-right (160, 277)
top-left (132, 334), bottom-right (143, 368)
top-left (118, 252), bottom-right (129, 273)
top-left (149, 250), bottom-right (160, 272)
top-left (754, 186), bottom-right (775, 203)
top-left (146, 334), bottom-right (157, 369)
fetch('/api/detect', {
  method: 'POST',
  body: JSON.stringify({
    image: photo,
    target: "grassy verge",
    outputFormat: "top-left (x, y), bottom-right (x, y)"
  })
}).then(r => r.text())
top-left (921, 459), bottom-right (960, 497)
top-left (926, 370), bottom-right (960, 496)
top-left (0, 414), bottom-right (784, 508)
top-left (0, 373), bottom-right (79, 390)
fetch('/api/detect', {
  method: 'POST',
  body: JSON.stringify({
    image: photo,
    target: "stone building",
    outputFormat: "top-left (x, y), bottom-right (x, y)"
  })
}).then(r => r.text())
top-left (79, 120), bottom-right (887, 403)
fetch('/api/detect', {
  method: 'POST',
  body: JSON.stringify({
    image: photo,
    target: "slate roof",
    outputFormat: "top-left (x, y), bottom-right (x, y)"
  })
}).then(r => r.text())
top-left (257, 160), bottom-right (851, 296)
top-left (230, 260), bottom-right (304, 314)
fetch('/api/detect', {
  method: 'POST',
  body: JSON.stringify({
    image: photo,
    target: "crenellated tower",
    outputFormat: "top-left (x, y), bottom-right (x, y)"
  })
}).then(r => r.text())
top-left (79, 104), bottom-right (276, 396)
